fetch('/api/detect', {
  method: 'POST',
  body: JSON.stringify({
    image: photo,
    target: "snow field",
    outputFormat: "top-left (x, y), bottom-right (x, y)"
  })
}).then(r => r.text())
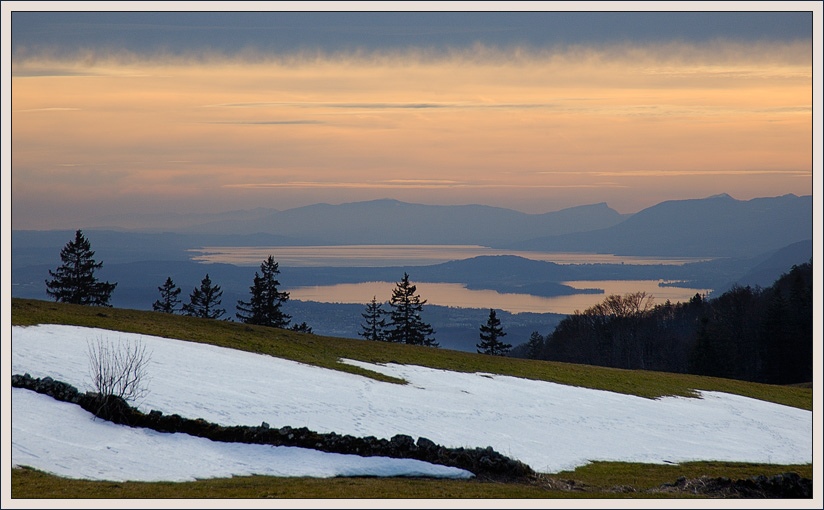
top-left (11, 324), bottom-right (812, 481)
top-left (12, 389), bottom-right (471, 482)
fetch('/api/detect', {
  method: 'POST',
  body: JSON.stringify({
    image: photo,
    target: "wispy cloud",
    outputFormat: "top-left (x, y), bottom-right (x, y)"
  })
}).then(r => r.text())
top-left (12, 68), bottom-right (104, 78)
top-left (384, 179), bottom-right (462, 185)
top-left (640, 65), bottom-right (811, 80)
top-left (204, 102), bottom-right (554, 110)
top-left (205, 120), bottom-right (324, 125)
top-left (11, 39), bottom-right (811, 223)
top-left (205, 102), bottom-right (452, 109)
top-left (201, 100), bottom-right (810, 119)
top-left (541, 169), bottom-right (811, 177)
top-left (15, 107), bottom-right (80, 112)
top-left (223, 181), bottom-right (627, 190)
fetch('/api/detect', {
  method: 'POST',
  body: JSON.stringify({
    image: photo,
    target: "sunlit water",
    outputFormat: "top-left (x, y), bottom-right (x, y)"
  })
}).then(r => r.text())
top-left (286, 280), bottom-right (712, 315)
top-left (190, 245), bottom-right (712, 314)
top-left (190, 245), bottom-right (710, 267)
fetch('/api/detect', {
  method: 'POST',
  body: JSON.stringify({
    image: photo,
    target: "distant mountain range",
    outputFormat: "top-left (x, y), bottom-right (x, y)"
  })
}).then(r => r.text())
top-left (173, 199), bottom-right (629, 246)
top-left (510, 194), bottom-right (812, 257)
top-left (12, 193), bottom-right (813, 351)
top-left (69, 193), bottom-right (812, 259)
top-left (713, 239), bottom-right (813, 294)
top-left (83, 199), bottom-right (628, 243)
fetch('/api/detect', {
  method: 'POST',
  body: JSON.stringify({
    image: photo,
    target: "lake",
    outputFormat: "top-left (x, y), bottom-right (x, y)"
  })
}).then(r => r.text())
top-left (190, 245), bottom-right (712, 314)
top-left (190, 245), bottom-right (711, 267)
top-left (286, 280), bottom-right (712, 315)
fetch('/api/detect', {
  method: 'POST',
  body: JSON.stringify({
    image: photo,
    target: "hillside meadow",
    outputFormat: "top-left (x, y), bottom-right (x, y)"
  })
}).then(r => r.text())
top-left (9, 298), bottom-right (813, 499)
top-left (11, 461), bottom-right (815, 499)
top-left (11, 299), bottom-right (811, 409)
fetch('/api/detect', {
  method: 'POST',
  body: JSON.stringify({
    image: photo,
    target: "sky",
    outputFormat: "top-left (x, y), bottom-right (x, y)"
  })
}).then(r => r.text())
top-left (4, 5), bottom-right (818, 229)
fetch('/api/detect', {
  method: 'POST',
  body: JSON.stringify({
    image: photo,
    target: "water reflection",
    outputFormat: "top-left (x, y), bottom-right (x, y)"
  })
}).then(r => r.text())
top-left (190, 245), bottom-right (710, 267)
top-left (286, 280), bottom-right (711, 315)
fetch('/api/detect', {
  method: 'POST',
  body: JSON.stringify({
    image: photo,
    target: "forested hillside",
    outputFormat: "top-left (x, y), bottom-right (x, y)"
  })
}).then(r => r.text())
top-left (513, 262), bottom-right (813, 385)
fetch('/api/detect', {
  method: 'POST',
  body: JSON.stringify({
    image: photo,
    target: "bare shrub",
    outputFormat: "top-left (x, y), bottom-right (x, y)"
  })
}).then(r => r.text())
top-left (87, 336), bottom-right (152, 403)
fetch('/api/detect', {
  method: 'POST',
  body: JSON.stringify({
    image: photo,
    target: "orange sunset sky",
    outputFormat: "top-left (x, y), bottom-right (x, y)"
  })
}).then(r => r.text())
top-left (5, 7), bottom-right (817, 229)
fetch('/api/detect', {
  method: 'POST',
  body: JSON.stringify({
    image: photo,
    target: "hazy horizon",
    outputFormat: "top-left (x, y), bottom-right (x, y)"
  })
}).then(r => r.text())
top-left (10, 191), bottom-right (811, 232)
top-left (7, 7), bottom-right (815, 230)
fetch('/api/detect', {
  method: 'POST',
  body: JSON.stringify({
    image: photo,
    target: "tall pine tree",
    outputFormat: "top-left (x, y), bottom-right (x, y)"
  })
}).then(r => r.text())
top-left (182, 274), bottom-right (225, 319)
top-left (359, 295), bottom-right (388, 341)
top-left (236, 255), bottom-right (291, 328)
top-left (477, 309), bottom-right (511, 356)
top-left (152, 276), bottom-right (181, 313)
top-left (386, 273), bottom-right (437, 347)
top-left (45, 230), bottom-right (117, 306)
top-left (524, 331), bottom-right (544, 359)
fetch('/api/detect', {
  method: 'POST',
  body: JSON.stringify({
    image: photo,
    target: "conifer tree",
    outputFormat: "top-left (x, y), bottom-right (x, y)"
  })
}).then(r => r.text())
top-left (386, 273), bottom-right (437, 347)
top-left (152, 276), bottom-right (181, 314)
top-left (359, 295), bottom-right (388, 341)
top-left (290, 322), bottom-right (313, 334)
top-left (525, 331), bottom-right (544, 359)
top-left (45, 230), bottom-right (117, 306)
top-left (236, 255), bottom-right (291, 328)
top-left (182, 274), bottom-right (225, 319)
top-left (477, 309), bottom-right (511, 356)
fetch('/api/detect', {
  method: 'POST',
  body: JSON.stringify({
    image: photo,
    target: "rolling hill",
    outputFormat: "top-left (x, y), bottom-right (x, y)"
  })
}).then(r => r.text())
top-left (9, 299), bottom-right (813, 498)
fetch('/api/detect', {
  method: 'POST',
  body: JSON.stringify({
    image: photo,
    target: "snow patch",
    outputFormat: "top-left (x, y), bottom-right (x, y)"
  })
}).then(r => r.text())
top-left (11, 324), bottom-right (812, 480)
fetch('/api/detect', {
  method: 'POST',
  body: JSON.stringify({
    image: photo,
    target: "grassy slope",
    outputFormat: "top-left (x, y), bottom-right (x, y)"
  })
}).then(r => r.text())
top-left (11, 462), bottom-right (814, 499)
top-left (10, 298), bottom-right (814, 499)
top-left (11, 298), bottom-right (812, 409)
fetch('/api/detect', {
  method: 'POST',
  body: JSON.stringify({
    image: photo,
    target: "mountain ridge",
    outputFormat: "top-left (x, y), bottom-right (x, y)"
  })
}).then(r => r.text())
top-left (14, 193), bottom-right (812, 260)
top-left (175, 199), bottom-right (628, 245)
top-left (510, 194), bottom-right (812, 257)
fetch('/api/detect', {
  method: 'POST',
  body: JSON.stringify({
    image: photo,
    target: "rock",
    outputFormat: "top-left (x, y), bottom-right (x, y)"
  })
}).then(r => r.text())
top-left (416, 436), bottom-right (437, 451)
top-left (389, 434), bottom-right (415, 452)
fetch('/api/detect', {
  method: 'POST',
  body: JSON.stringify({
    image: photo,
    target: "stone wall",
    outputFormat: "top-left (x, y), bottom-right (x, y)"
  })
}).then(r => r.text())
top-left (11, 373), bottom-right (533, 480)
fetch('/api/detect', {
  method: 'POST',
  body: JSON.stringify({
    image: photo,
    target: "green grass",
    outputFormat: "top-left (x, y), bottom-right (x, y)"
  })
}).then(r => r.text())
top-left (551, 461), bottom-right (813, 492)
top-left (10, 298), bottom-right (813, 499)
top-left (12, 461), bottom-right (813, 499)
top-left (10, 466), bottom-right (578, 499)
top-left (11, 298), bottom-right (812, 409)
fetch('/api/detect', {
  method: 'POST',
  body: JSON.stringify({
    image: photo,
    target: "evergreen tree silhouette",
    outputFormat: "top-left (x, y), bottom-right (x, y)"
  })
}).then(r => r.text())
top-left (524, 331), bottom-right (544, 359)
top-left (45, 230), bottom-right (116, 306)
top-left (152, 276), bottom-right (181, 314)
top-left (236, 255), bottom-right (291, 328)
top-left (477, 309), bottom-right (511, 356)
top-left (359, 295), bottom-right (388, 341)
top-left (182, 274), bottom-right (225, 319)
top-left (386, 273), bottom-right (437, 347)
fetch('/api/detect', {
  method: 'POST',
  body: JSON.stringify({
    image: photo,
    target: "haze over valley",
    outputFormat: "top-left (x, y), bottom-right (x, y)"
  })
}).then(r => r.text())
top-left (11, 193), bottom-right (812, 351)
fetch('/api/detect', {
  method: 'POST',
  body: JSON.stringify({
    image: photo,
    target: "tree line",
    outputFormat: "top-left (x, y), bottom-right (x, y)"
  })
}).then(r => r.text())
top-left (511, 262), bottom-right (813, 385)
top-left (357, 275), bottom-right (511, 355)
top-left (45, 230), bottom-right (809, 381)
top-left (44, 230), bottom-right (311, 332)
top-left (45, 231), bottom-right (513, 354)
top-left (357, 272), bottom-right (438, 347)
